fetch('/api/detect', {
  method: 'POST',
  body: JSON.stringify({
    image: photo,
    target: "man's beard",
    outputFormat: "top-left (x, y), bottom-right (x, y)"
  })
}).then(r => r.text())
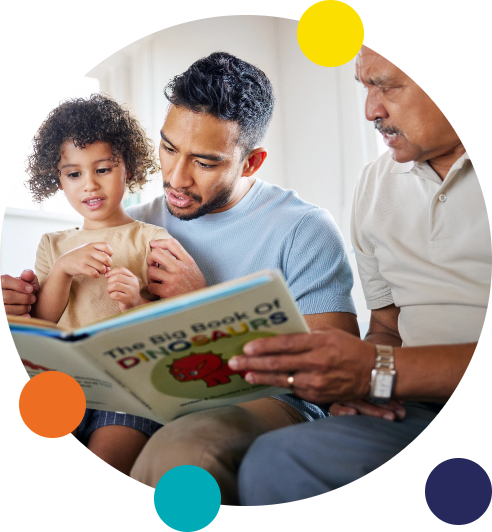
top-left (163, 182), bottom-right (236, 221)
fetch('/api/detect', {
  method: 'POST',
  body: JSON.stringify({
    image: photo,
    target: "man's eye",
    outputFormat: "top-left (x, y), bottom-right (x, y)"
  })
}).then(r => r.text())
top-left (197, 161), bottom-right (216, 169)
top-left (161, 143), bottom-right (175, 154)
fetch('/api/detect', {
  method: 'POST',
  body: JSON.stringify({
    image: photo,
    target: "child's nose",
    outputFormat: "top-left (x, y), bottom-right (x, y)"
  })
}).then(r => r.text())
top-left (84, 174), bottom-right (100, 191)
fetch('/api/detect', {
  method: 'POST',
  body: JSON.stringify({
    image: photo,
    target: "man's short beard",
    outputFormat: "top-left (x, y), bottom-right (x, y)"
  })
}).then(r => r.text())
top-left (163, 182), bottom-right (236, 221)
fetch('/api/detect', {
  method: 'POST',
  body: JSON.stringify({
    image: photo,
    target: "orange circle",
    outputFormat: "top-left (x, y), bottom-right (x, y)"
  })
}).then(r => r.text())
top-left (19, 371), bottom-right (86, 438)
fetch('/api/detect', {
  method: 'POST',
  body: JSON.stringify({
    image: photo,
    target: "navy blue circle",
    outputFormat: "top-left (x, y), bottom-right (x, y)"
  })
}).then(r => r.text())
top-left (425, 458), bottom-right (492, 525)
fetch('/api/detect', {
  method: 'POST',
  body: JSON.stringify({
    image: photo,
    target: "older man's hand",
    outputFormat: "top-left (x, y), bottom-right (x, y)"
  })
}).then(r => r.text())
top-left (228, 328), bottom-right (376, 405)
top-left (329, 399), bottom-right (406, 421)
top-left (2, 269), bottom-right (39, 317)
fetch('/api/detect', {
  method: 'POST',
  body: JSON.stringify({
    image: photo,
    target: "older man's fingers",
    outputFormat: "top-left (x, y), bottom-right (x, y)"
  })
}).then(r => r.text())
top-left (242, 333), bottom-right (319, 356)
top-left (229, 353), bottom-right (314, 373)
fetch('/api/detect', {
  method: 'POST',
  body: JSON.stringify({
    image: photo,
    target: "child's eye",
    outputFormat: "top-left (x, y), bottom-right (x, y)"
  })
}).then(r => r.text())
top-left (96, 167), bottom-right (111, 174)
top-left (67, 172), bottom-right (81, 179)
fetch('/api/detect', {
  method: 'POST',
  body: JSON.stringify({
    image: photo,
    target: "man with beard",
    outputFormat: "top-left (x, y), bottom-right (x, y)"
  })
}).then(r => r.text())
top-left (2, 52), bottom-right (359, 503)
top-left (232, 45), bottom-right (491, 504)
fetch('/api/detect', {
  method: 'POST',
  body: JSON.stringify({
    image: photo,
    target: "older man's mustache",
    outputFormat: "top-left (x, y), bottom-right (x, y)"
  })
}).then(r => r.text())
top-left (374, 118), bottom-right (404, 136)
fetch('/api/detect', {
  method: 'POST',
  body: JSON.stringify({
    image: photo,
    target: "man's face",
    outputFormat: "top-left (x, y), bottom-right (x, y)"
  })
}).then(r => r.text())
top-left (159, 105), bottom-right (245, 220)
top-left (355, 46), bottom-right (461, 163)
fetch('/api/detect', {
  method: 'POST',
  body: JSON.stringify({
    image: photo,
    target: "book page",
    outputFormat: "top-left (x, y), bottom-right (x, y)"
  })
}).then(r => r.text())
top-left (77, 273), bottom-right (308, 423)
top-left (13, 333), bottom-right (161, 422)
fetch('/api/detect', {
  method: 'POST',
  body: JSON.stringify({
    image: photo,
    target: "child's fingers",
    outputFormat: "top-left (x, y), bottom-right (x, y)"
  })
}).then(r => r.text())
top-left (91, 242), bottom-right (114, 256)
top-left (83, 259), bottom-right (108, 277)
top-left (107, 281), bottom-right (132, 294)
top-left (108, 290), bottom-right (130, 303)
top-left (105, 267), bottom-right (133, 278)
top-left (90, 250), bottom-right (113, 268)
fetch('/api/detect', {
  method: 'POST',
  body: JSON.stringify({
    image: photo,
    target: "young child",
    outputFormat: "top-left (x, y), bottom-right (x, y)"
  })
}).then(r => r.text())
top-left (26, 94), bottom-right (170, 475)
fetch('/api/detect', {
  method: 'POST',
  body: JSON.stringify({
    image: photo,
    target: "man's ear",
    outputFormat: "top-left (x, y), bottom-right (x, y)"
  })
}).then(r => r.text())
top-left (241, 148), bottom-right (267, 177)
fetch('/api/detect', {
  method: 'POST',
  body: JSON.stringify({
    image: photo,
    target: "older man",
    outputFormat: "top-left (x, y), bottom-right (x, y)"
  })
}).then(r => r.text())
top-left (233, 46), bottom-right (491, 504)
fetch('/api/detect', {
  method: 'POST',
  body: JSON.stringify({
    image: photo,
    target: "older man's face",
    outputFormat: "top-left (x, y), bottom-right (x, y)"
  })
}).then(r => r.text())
top-left (355, 47), bottom-right (461, 164)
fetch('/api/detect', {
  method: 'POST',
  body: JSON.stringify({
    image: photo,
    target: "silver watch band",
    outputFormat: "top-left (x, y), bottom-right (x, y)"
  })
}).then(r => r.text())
top-left (369, 345), bottom-right (396, 404)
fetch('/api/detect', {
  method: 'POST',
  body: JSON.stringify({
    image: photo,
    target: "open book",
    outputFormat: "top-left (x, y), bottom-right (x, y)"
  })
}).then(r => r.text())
top-left (10, 270), bottom-right (309, 424)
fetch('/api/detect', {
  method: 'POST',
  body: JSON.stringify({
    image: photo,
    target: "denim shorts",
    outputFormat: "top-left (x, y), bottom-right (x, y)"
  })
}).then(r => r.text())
top-left (76, 409), bottom-right (163, 446)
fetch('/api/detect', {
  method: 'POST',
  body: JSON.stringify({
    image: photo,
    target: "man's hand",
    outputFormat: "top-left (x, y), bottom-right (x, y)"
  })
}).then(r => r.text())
top-left (146, 238), bottom-right (207, 299)
top-left (329, 399), bottom-right (406, 421)
top-left (2, 269), bottom-right (39, 317)
top-left (106, 267), bottom-right (148, 312)
top-left (228, 328), bottom-right (376, 405)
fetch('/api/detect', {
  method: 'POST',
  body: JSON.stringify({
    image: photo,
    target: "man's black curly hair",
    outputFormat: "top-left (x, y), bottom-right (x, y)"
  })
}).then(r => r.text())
top-left (26, 94), bottom-right (159, 203)
top-left (164, 52), bottom-right (275, 158)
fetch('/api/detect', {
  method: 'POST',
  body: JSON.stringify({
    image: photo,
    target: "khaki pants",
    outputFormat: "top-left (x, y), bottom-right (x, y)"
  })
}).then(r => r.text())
top-left (130, 397), bottom-right (305, 505)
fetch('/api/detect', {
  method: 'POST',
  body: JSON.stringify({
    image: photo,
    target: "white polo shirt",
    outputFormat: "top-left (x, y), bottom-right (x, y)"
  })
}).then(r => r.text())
top-left (351, 151), bottom-right (491, 347)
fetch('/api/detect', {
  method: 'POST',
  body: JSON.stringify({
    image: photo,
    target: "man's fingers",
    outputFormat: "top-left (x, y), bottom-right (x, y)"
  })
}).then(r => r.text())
top-left (329, 403), bottom-right (358, 416)
top-left (19, 270), bottom-right (37, 284)
top-left (328, 400), bottom-right (406, 421)
top-left (242, 333), bottom-right (317, 356)
top-left (1, 274), bottom-right (35, 294)
top-left (5, 305), bottom-right (32, 316)
top-left (147, 248), bottom-right (177, 270)
top-left (147, 265), bottom-right (168, 283)
top-left (150, 238), bottom-right (190, 262)
top-left (244, 371), bottom-right (293, 389)
top-left (229, 353), bottom-right (313, 373)
top-left (2, 288), bottom-right (36, 306)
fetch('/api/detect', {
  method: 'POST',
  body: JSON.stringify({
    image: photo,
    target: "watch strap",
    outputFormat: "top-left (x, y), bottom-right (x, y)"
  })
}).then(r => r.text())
top-left (369, 345), bottom-right (396, 404)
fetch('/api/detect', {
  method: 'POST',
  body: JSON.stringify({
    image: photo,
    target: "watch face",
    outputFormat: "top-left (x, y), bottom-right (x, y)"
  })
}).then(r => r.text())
top-left (374, 373), bottom-right (393, 398)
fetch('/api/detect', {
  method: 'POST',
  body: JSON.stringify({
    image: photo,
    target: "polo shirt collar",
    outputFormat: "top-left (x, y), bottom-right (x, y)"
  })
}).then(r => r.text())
top-left (390, 151), bottom-right (470, 185)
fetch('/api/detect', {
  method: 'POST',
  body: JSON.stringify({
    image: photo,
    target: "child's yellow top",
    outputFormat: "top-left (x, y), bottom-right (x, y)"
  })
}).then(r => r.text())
top-left (35, 220), bottom-right (170, 329)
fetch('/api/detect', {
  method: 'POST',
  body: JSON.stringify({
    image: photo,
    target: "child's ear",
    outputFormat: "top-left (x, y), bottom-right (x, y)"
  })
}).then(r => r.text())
top-left (57, 180), bottom-right (63, 191)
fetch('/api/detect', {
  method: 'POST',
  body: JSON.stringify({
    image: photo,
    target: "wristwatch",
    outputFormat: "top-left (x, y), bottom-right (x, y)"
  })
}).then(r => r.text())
top-left (369, 345), bottom-right (396, 404)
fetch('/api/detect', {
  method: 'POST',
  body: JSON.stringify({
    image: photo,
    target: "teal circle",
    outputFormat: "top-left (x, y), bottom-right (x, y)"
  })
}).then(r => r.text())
top-left (154, 465), bottom-right (221, 531)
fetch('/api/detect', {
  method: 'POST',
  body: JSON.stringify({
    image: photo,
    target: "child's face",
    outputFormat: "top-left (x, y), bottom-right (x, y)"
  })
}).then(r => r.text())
top-left (57, 141), bottom-right (129, 229)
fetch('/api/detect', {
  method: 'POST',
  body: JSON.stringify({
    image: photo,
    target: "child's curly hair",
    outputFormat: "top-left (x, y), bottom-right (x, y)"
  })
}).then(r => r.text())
top-left (26, 94), bottom-right (160, 203)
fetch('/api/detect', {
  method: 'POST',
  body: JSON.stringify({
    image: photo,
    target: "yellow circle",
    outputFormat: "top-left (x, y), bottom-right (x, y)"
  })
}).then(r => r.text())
top-left (297, 1), bottom-right (364, 67)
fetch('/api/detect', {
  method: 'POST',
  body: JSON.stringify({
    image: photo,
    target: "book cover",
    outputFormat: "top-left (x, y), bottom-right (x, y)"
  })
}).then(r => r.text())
top-left (10, 269), bottom-right (309, 423)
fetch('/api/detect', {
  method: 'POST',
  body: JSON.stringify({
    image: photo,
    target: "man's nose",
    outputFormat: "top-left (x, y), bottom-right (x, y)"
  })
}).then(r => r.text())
top-left (365, 90), bottom-right (389, 122)
top-left (167, 158), bottom-right (194, 189)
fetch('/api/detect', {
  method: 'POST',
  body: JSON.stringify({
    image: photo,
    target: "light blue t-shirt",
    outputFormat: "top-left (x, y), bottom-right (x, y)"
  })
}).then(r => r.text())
top-left (127, 179), bottom-right (356, 420)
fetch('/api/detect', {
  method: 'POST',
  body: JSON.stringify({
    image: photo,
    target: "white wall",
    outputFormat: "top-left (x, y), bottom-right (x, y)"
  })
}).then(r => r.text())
top-left (2, 16), bottom-right (380, 321)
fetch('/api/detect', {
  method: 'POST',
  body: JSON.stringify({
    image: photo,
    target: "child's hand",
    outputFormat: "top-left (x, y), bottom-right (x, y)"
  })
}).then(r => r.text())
top-left (105, 267), bottom-right (147, 312)
top-left (55, 242), bottom-right (113, 278)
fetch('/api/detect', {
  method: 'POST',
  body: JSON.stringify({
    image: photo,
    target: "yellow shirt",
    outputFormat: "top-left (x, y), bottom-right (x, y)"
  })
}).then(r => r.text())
top-left (35, 220), bottom-right (170, 330)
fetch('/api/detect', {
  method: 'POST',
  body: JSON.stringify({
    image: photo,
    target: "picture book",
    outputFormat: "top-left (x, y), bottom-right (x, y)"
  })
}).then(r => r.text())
top-left (9, 270), bottom-right (309, 424)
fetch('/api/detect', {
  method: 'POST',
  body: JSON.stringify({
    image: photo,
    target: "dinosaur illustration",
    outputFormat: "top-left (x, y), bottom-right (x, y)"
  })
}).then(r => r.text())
top-left (169, 352), bottom-right (247, 387)
top-left (22, 359), bottom-right (53, 372)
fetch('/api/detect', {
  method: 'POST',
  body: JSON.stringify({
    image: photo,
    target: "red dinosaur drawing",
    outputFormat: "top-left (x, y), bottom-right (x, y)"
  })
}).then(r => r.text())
top-left (169, 352), bottom-right (247, 387)
top-left (22, 359), bottom-right (53, 372)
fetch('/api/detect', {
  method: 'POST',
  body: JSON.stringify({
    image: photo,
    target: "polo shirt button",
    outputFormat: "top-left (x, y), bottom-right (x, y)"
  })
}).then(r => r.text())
top-left (439, 194), bottom-right (447, 202)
